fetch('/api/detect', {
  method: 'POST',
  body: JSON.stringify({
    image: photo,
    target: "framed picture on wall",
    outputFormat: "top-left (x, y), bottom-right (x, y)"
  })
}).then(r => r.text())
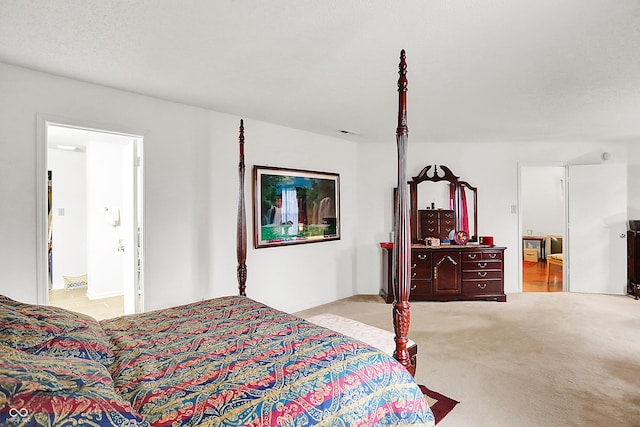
top-left (253, 166), bottom-right (340, 248)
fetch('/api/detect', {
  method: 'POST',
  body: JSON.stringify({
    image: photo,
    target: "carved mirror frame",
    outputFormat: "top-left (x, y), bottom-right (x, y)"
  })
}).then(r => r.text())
top-left (409, 165), bottom-right (478, 243)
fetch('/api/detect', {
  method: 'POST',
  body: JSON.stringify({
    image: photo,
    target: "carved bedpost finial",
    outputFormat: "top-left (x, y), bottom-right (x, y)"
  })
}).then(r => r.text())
top-left (397, 49), bottom-right (408, 136)
top-left (237, 119), bottom-right (247, 296)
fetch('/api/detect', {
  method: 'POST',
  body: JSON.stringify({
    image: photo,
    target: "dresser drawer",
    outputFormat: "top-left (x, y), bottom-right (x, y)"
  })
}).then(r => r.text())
top-left (461, 251), bottom-right (503, 261)
top-left (440, 217), bottom-right (455, 225)
top-left (482, 251), bottom-right (502, 260)
top-left (412, 251), bottom-right (431, 264)
top-left (410, 279), bottom-right (432, 298)
top-left (440, 224), bottom-right (455, 237)
top-left (411, 266), bottom-right (432, 280)
top-left (462, 270), bottom-right (503, 281)
top-left (462, 260), bottom-right (502, 271)
top-left (422, 225), bottom-right (437, 235)
top-left (462, 252), bottom-right (482, 261)
top-left (440, 211), bottom-right (455, 219)
top-left (411, 251), bottom-right (432, 280)
top-left (462, 279), bottom-right (503, 295)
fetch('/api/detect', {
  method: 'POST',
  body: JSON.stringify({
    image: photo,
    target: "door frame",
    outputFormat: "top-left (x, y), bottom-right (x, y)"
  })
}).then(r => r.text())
top-left (36, 114), bottom-right (145, 311)
top-left (517, 161), bottom-right (568, 292)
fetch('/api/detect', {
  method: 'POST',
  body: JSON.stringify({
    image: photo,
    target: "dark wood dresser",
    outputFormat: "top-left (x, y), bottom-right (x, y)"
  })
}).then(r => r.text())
top-left (627, 222), bottom-right (640, 299)
top-left (380, 244), bottom-right (507, 302)
top-left (385, 164), bottom-right (506, 302)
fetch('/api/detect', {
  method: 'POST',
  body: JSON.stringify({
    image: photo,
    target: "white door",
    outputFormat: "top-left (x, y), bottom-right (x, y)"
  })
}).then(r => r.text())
top-left (568, 164), bottom-right (627, 294)
top-left (121, 138), bottom-right (144, 314)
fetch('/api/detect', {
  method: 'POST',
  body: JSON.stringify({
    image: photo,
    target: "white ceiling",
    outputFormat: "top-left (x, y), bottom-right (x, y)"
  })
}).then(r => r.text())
top-left (1, 0), bottom-right (639, 143)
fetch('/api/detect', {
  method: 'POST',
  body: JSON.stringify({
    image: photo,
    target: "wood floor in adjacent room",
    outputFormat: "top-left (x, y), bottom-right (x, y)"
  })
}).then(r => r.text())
top-left (523, 259), bottom-right (563, 292)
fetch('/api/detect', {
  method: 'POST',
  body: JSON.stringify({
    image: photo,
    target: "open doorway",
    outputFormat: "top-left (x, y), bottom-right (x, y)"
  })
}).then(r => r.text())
top-left (519, 161), bottom-right (628, 295)
top-left (38, 120), bottom-right (144, 320)
top-left (520, 165), bottom-right (566, 292)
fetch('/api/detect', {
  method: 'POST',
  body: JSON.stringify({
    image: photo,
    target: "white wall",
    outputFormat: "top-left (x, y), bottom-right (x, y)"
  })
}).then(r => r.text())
top-left (355, 141), bottom-right (631, 295)
top-left (0, 62), bottom-right (212, 310)
top-left (0, 65), bottom-right (206, 308)
top-left (47, 149), bottom-right (87, 289)
top-left (0, 62), bottom-right (358, 313)
top-left (208, 117), bottom-right (359, 313)
top-left (1, 61), bottom-right (638, 313)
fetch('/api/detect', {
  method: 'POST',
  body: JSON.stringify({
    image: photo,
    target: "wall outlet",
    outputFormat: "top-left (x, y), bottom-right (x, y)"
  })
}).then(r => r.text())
top-left (510, 205), bottom-right (517, 214)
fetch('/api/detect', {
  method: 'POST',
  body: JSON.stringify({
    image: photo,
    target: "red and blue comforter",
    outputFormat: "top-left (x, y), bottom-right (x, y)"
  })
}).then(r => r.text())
top-left (100, 296), bottom-right (434, 426)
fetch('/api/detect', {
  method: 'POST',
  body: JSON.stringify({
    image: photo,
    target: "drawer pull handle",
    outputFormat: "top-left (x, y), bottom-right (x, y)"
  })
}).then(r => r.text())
top-left (478, 271), bottom-right (487, 278)
top-left (411, 284), bottom-right (417, 291)
top-left (412, 272), bottom-right (417, 278)
top-left (411, 263), bottom-right (417, 268)
top-left (477, 283), bottom-right (487, 289)
top-left (478, 262), bottom-right (487, 268)
top-left (418, 254), bottom-right (427, 260)
top-left (488, 253), bottom-right (497, 259)
top-left (468, 254), bottom-right (477, 259)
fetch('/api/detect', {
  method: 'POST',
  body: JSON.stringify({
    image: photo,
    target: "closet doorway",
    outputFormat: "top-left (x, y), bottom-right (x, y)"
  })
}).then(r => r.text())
top-left (520, 165), bottom-right (566, 292)
top-left (37, 117), bottom-right (144, 319)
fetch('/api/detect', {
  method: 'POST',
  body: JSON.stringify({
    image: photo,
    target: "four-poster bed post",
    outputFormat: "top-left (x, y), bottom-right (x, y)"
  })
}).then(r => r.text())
top-left (393, 49), bottom-right (414, 376)
top-left (237, 119), bottom-right (247, 296)
top-left (234, 51), bottom-right (415, 376)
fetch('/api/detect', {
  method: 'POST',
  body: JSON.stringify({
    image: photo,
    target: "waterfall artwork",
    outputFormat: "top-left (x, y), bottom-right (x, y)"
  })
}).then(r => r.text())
top-left (253, 166), bottom-right (340, 248)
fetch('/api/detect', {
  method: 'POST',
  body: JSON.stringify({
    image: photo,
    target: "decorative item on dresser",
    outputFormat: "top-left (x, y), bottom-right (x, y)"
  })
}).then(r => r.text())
top-left (382, 161), bottom-right (507, 303)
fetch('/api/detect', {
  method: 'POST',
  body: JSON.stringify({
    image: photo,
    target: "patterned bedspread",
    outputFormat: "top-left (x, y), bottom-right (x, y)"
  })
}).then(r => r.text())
top-left (100, 296), bottom-right (434, 426)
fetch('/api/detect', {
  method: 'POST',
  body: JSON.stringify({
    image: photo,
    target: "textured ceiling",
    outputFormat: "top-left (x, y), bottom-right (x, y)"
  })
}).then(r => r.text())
top-left (1, 0), bottom-right (639, 143)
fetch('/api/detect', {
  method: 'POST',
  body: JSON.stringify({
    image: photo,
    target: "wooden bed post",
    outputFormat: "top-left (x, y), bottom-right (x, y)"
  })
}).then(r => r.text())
top-left (393, 50), bottom-right (415, 376)
top-left (237, 119), bottom-right (247, 296)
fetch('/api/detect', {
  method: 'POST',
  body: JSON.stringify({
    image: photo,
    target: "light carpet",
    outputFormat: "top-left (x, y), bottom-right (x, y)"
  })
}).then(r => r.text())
top-left (295, 292), bottom-right (640, 427)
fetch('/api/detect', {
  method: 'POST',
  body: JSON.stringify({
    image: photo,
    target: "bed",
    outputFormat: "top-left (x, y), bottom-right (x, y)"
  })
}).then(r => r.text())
top-left (1, 50), bottom-right (432, 426)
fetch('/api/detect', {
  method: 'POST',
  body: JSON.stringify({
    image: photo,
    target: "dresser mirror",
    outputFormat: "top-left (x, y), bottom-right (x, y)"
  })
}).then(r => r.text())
top-left (409, 165), bottom-right (478, 243)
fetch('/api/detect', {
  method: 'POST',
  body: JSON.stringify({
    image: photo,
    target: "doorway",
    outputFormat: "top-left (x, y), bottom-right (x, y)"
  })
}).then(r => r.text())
top-left (519, 162), bottom-right (628, 295)
top-left (37, 118), bottom-right (144, 319)
top-left (520, 165), bottom-right (566, 292)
